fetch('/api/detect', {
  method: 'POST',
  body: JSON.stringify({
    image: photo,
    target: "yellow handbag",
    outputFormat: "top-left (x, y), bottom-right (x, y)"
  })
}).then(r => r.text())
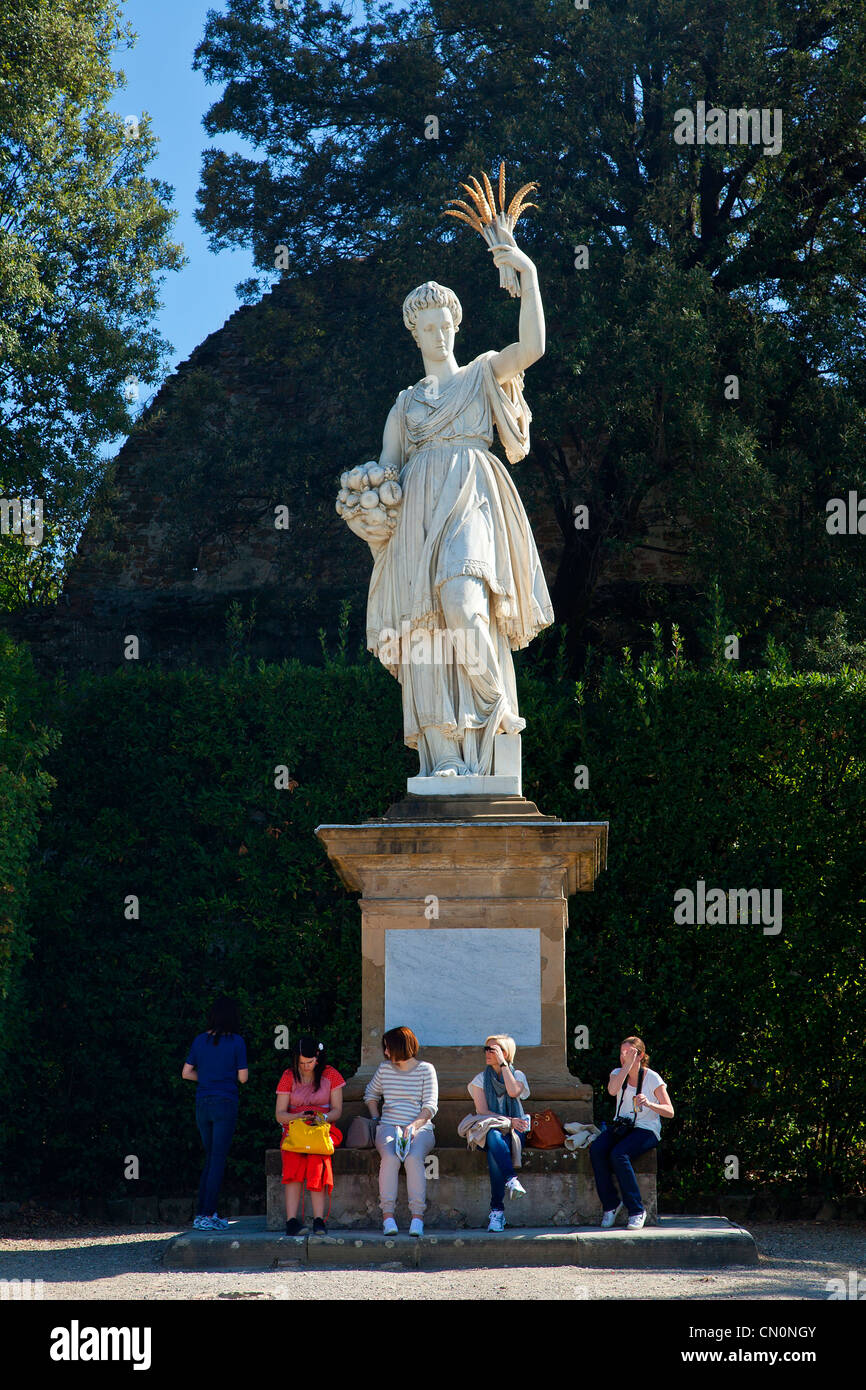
top-left (280, 1113), bottom-right (335, 1156)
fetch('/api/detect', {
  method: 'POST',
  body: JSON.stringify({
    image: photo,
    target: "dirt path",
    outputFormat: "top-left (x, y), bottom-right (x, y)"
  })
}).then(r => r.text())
top-left (1, 1222), bottom-right (864, 1300)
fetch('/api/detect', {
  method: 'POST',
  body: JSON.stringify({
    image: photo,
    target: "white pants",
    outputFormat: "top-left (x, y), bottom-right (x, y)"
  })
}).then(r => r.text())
top-left (374, 1124), bottom-right (436, 1216)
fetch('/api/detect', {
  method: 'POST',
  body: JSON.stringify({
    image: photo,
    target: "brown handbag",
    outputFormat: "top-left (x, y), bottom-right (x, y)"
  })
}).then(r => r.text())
top-left (525, 1108), bottom-right (568, 1149)
top-left (346, 1115), bottom-right (378, 1148)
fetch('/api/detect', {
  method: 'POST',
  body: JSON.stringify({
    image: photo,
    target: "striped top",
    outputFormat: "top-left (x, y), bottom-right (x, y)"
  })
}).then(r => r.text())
top-left (364, 1061), bottom-right (439, 1126)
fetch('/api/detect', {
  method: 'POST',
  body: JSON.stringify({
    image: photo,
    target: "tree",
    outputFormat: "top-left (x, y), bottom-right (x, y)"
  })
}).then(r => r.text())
top-left (0, 0), bottom-right (185, 611)
top-left (193, 0), bottom-right (866, 668)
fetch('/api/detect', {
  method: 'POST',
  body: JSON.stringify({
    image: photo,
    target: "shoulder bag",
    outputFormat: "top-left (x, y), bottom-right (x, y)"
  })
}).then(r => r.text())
top-left (526, 1108), bottom-right (568, 1149)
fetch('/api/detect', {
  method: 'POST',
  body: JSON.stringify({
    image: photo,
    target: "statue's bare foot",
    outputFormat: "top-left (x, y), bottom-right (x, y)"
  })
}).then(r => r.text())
top-left (500, 710), bottom-right (526, 735)
top-left (432, 759), bottom-right (470, 776)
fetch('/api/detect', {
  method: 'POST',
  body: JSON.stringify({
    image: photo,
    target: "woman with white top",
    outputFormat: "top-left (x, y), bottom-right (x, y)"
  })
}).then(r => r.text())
top-left (364, 1025), bottom-right (438, 1237)
top-left (590, 1035), bottom-right (674, 1230)
top-left (468, 1034), bottom-right (532, 1232)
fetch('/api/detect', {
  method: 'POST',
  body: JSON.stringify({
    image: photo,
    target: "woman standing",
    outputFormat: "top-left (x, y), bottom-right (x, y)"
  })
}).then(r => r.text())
top-left (276, 1037), bottom-right (345, 1236)
top-left (590, 1036), bottom-right (674, 1230)
top-left (364, 1026), bottom-right (438, 1236)
top-left (182, 996), bottom-right (248, 1231)
top-left (467, 1035), bottom-right (532, 1232)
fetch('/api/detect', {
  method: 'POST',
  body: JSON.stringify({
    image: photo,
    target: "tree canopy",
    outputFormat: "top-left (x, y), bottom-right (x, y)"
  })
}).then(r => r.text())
top-left (0, 0), bottom-right (184, 610)
top-left (192, 0), bottom-right (866, 667)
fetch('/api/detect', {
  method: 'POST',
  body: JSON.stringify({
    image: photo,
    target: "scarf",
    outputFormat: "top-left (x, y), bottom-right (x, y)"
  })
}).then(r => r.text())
top-left (482, 1065), bottom-right (526, 1119)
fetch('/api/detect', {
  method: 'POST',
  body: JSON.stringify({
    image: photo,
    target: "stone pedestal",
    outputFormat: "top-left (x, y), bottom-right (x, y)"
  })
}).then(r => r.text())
top-left (266, 796), bottom-right (659, 1230)
top-left (316, 797), bottom-right (609, 1139)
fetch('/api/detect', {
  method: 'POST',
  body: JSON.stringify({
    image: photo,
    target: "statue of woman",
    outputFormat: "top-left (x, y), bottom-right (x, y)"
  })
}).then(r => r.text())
top-left (344, 230), bottom-right (553, 779)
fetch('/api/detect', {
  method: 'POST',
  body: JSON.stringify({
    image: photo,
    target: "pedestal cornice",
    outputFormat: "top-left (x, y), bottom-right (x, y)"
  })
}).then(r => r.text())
top-left (316, 820), bottom-right (608, 897)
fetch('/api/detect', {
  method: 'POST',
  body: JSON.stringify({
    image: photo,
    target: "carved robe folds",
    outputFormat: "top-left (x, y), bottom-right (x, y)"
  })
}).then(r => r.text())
top-left (366, 351), bottom-right (553, 776)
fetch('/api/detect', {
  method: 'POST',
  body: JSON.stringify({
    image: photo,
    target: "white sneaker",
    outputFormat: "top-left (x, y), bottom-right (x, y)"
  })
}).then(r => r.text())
top-left (600, 1204), bottom-right (624, 1229)
top-left (505, 1177), bottom-right (526, 1199)
top-left (408, 1217), bottom-right (424, 1237)
top-left (487, 1210), bottom-right (505, 1232)
top-left (626, 1211), bottom-right (647, 1230)
top-left (382, 1217), bottom-right (398, 1235)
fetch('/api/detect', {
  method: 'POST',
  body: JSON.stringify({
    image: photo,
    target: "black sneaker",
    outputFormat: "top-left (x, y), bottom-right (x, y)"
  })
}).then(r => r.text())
top-left (312, 1218), bottom-right (327, 1236)
top-left (285, 1217), bottom-right (305, 1237)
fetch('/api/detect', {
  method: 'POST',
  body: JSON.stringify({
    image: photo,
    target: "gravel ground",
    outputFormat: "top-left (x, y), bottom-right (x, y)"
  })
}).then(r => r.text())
top-left (1, 1221), bottom-right (864, 1300)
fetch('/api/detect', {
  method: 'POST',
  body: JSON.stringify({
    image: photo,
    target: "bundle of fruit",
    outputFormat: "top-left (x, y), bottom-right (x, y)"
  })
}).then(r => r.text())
top-left (336, 461), bottom-right (403, 537)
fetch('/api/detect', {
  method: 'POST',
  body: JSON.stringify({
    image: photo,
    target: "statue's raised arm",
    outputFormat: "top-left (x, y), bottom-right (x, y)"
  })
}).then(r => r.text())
top-left (487, 228), bottom-right (546, 384)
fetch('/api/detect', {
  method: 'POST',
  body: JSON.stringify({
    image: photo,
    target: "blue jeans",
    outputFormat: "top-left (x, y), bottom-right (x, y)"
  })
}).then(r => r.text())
top-left (487, 1128), bottom-right (526, 1211)
top-left (195, 1096), bottom-right (238, 1216)
top-left (590, 1125), bottom-right (659, 1217)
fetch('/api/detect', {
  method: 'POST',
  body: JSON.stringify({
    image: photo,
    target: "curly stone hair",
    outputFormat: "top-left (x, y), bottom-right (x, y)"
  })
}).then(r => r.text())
top-left (402, 280), bottom-right (463, 341)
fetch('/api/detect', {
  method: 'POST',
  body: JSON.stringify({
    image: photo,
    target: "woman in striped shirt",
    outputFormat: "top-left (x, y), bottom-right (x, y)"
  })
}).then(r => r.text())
top-left (364, 1025), bottom-right (438, 1237)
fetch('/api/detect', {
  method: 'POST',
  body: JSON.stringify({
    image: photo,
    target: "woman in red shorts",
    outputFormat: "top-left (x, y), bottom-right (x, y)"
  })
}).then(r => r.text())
top-left (275, 1036), bottom-right (345, 1236)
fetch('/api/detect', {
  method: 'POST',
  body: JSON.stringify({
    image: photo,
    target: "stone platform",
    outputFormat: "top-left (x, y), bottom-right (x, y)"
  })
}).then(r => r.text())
top-left (164, 1216), bottom-right (757, 1270)
top-left (265, 1146), bottom-right (656, 1231)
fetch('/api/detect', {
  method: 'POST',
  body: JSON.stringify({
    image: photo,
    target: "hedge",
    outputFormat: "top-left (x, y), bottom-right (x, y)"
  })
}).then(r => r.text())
top-left (0, 633), bottom-right (58, 1129)
top-left (1, 630), bottom-right (863, 1202)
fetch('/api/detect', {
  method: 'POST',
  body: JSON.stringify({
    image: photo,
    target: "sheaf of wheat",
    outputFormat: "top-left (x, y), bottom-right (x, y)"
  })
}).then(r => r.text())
top-left (443, 161), bottom-right (538, 296)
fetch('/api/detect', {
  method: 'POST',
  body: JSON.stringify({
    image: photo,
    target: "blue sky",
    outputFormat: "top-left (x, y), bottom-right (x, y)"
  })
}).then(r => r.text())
top-left (111, 1), bottom-right (397, 396)
top-left (111, 1), bottom-right (257, 387)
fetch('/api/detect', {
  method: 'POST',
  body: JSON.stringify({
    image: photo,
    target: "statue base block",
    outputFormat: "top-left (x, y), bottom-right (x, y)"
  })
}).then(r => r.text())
top-left (407, 732), bottom-right (523, 799)
top-left (265, 1146), bottom-right (656, 1230)
top-left (407, 773), bottom-right (521, 797)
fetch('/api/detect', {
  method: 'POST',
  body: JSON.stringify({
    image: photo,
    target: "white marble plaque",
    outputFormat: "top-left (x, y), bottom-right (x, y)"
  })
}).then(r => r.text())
top-left (385, 928), bottom-right (541, 1045)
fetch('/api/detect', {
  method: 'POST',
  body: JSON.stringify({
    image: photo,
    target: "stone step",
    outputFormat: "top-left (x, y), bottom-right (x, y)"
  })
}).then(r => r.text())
top-left (163, 1216), bottom-right (757, 1270)
top-left (264, 1144), bottom-right (657, 1230)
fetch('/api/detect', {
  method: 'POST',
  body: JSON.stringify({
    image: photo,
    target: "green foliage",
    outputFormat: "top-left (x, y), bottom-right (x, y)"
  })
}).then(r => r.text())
top-left (3, 655), bottom-right (412, 1197)
top-left (190, 0), bottom-right (866, 665)
top-left (518, 630), bottom-right (866, 1198)
top-left (2, 641), bottom-right (863, 1201)
top-left (0, 0), bottom-right (185, 610)
top-left (0, 634), bottom-right (58, 1131)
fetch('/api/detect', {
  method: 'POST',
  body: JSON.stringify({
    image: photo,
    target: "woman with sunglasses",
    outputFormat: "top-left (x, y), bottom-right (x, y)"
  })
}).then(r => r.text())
top-left (467, 1034), bottom-right (532, 1232)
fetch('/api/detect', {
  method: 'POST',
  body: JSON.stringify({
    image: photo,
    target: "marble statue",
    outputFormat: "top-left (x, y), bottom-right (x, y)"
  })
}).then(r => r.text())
top-left (337, 225), bottom-right (553, 780)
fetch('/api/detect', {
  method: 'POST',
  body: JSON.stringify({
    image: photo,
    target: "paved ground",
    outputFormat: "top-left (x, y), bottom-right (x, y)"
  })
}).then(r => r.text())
top-left (1, 1220), bottom-right (864, 1299)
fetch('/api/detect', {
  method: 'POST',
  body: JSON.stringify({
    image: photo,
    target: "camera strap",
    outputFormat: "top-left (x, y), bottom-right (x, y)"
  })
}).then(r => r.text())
top-left (615, 1064), bottom-right (646, 1119)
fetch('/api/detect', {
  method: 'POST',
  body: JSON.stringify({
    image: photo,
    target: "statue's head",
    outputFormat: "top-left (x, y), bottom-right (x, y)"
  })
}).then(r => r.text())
top-left (402, 281), bottom-right (462, 359)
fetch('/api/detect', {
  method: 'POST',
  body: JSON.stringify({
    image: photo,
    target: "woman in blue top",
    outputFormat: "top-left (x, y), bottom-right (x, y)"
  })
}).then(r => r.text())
top-left (182, 997), bottom-right (248, 1230)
